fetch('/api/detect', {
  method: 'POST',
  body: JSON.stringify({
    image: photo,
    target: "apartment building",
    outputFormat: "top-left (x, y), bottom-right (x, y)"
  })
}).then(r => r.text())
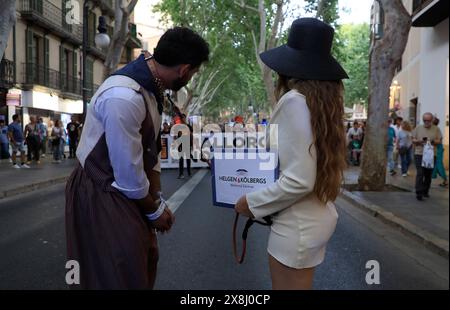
top-left (391, 0), bottom-right (449, 167)
top-left (0, 0), bottom-right (141, 128)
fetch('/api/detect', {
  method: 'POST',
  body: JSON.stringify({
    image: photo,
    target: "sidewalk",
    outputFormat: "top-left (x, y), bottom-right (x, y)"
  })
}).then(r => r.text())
top-left (0, 154), bottom-right (204, 200)
top-left (342, 165), bottom-right (449, 258)
top-left (0, 156), bottom-right (78, 199)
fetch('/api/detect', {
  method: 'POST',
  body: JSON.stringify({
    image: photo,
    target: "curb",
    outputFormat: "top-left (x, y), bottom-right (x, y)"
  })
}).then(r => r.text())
top-left (341, 189), bottom-right (449, 259)
top-left (0, 175), bottom-right (70, 200)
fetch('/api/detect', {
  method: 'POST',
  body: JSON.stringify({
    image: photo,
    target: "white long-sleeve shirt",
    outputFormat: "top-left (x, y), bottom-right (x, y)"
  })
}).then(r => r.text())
top-left (246, 90), bottom-right (317, 219)
top-left (93, 87), bottom-right (150, 200)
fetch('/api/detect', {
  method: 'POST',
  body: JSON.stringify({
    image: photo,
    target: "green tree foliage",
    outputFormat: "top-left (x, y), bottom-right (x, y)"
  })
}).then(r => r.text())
top-left (336, 23), bottom-right (370, 107)
top-left (154, 0), bottom-right (341, 120)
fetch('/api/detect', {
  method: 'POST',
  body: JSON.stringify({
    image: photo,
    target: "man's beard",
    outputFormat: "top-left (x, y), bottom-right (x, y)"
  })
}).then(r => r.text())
top-left (171, 77), bottom-right (188, 91)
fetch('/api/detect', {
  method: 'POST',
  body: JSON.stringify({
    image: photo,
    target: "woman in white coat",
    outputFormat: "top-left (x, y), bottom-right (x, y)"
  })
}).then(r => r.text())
top-left (235, 18), bottom-right (349, 290)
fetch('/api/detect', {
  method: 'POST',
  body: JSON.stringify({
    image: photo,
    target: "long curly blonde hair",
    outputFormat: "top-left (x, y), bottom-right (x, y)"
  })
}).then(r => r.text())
top-left (275, 75), bottom-right (347, 203)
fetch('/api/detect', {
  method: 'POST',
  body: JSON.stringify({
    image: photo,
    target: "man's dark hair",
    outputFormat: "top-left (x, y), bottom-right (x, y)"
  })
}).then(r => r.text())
top-left (396, 117), bottom-right (403, 122)
top-left (12, 114), bottom-right (19, 121)
top-left (154, 27), bottom-right (209, 68)
top-left (0, 119), bottom-right (4, 124)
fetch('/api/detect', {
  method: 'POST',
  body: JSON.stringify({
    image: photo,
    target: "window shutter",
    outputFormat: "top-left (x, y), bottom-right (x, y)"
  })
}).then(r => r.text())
top-left (60, 45), bottom-right (67, 90)
top-left (26, 29), bottom-right (34, 83)
top-left (44, 37), bottom-right (49, 85)
top-left (73, 50), bottom-right (78, 94)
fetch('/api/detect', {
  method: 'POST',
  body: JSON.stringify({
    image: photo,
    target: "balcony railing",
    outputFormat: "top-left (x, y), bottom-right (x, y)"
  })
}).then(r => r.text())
top-left (23, 63), bottom-right (86, 98)
top-left (127, 23), bottom-right (142, 49)
top-left (86, 83), bottom-right (100, 100)
top-left (61, 74), bottom-right (82, 97)
top-left (23, 63), bottom-right (61, 90)
top-left (0, 59), bottom-right (15, 88)
top-left (20, 0), bottom-right (83, 45)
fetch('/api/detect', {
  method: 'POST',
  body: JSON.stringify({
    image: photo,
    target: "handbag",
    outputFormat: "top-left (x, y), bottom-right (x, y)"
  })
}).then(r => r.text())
top-left (422, 142), bottom-right (435, 169)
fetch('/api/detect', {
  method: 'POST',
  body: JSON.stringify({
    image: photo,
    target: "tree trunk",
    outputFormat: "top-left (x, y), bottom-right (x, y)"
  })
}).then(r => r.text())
top-left (237, 0), bottom-right (284, 107)
top-left (103, 0), bottom-right (138, 78)
top-left (0, 0), bottom-right (16, 60)
top-left (358, 0), bottom-right (411, 191)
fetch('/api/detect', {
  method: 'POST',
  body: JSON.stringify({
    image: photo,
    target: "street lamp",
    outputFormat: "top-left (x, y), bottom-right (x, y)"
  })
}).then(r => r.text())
top-left (82, 1), bottom-right (110, 122)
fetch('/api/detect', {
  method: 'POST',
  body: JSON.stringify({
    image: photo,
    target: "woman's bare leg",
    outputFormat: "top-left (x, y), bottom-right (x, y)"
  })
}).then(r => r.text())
top-left (268, 254), bottom-right (315, 290)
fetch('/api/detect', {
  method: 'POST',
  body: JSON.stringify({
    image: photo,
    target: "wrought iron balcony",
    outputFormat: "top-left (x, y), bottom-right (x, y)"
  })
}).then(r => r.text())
top-left (23, 63), bottom-right (61, 90)
top-left (127, 23), bottom-right (142, 49)
top-left (22, 63), bottom-right (85, 98)
top-left (0, 59), bottom-right (15, 88)
top-left (61, 73), bottom-right (82, 98)
top-left (412, 0), bottom-right (449, 27)
top-left (86, 82), bottom-right (100, 100)
top-left (19, 0), bottom-right (83, 45)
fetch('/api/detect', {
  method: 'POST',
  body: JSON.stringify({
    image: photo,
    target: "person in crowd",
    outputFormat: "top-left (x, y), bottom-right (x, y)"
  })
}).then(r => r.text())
top-left (235, 18), bottom-right (347, 290)
top-left (359, 121), bottom-right (366, 147)
top-left (38, 117), bottom-right (48, 158)
top-left (66, 116), bottom-right (80, 159)
top-left (349, 134), bottom-right (363, 166)
top-left (0, 119), bottom-right (11, 162)
top-left (393, 117), bottom-right (403, 169)
top-left (387, 118), bottom-right (397, 176)
top-left (346, 121), bottom-right (363, 145)
top-left (397, 121), bottom-right (413, 177)
top-left (161, 122), bottom-right (171, 135)
top-left (176, 114), bottom-right (192, 179)
top-left (24, 116), bottom-right (42, 165)
top-left (61, 124), bottom-right (68, 160)
top-left (8, 114), bottom-right (29, 168)
top-left (431, 117), bottom-right (448, 187)
top-left (66, 26), bottom-right (208, 289)
top-left (47, 120), bottom-right (54, 156)
top-left (51, 120), bottom-right (64, 163)
top-left (412, 112), bottom-right (443, 200)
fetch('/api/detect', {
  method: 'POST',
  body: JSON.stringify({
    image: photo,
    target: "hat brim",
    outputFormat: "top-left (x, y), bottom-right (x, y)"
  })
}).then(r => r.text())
top-left (260, 45), bottom-right (349, 80)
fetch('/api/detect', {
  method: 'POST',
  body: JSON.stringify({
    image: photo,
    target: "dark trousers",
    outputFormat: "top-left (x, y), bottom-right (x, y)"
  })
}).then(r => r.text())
top-left (1, 143), bottom-right (10, 159)
top-left (69, 137), bottom-right (78, 157)
top-left (179, 156), bottom-right (191, 176)
top-left (26, 137), bottom-right (41, 162)
top-left (415, 155), bottom-right (434, 196)
top-left (400, 147), bottom-right (413, 174)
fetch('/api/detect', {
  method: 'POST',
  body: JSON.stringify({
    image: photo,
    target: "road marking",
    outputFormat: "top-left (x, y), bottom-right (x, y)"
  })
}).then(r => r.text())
top-left (166, 169), bottom-right (209, 214)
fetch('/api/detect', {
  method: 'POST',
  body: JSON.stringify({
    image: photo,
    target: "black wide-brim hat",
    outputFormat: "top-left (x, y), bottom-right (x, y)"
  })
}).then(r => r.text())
top-left (260, 18), bottom-right (349, 81)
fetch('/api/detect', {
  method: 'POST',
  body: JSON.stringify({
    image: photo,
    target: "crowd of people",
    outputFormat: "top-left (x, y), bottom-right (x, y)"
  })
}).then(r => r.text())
top-left (345, 113), bottom-right (448, 201)
top-left (0, 114), bottom-right (81, 167)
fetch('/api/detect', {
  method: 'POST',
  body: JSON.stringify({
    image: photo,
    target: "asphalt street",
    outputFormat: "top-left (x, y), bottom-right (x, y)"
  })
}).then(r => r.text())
top-left (0, 169), bottom-right (448, 290)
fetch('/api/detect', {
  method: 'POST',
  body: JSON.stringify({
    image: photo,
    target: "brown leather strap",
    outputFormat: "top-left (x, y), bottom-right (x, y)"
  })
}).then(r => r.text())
top-left (232, 213), bottom-right (272, 264)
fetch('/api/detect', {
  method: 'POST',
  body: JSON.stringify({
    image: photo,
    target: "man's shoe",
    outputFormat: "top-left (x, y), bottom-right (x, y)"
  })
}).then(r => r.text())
top-left (423, 193), bottom-right (430, 198)
top-left (178, 175), bottom-right (185, 179)
top-left (416, 195), bottom-right (423, 201)
top-left (12, 164), bottom-right (21, 169)
top-left (390, 170), bottom-right (397, 176)
top-left (21, 164), bottom-right (30, 169)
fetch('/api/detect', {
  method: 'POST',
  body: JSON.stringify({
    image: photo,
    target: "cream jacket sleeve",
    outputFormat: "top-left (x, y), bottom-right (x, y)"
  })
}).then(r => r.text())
top-left (246, 90), bottom-right (317, 219)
